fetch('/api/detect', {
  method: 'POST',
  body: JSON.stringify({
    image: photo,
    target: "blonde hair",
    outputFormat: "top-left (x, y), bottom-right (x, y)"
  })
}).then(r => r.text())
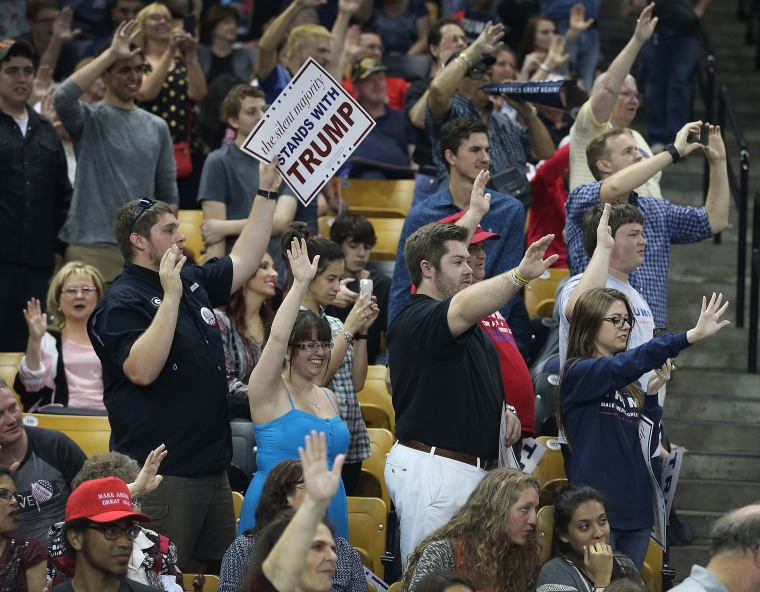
top-left (285, 24), bottom-right (333, 60)
top-left (134, 2), bottom-right (172, 48)
top-left (47, 262), bottom-right (106, 331)
top-left (405, 469), bottom-right (542, 592)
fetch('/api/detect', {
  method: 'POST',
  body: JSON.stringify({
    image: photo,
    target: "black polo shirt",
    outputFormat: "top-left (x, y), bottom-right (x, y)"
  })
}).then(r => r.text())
top-left (88, 258), bottom-right (233, 477)
top-left (386, 294), bottom-right (504, 459)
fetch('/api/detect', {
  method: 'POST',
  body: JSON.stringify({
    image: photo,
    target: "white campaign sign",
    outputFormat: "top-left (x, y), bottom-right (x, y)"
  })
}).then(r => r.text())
top-left (240, 58), bottom-right (375, 206)
top-left (639, 415), bottom-right (666, 548)
top-left (662, 447), bottom-right (684, 519)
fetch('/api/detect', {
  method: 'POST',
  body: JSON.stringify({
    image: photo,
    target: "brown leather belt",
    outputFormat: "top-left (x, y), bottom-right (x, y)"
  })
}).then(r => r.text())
top-left (401, 440), bottom-right (498, 471)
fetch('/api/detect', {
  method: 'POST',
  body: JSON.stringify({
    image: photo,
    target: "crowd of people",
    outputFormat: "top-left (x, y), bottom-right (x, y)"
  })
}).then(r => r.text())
top-left (0, 0), bottom-right (741, 590)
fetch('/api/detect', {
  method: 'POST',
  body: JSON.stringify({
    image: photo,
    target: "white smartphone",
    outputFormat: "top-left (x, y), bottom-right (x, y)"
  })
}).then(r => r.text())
top-left (359, 279), bottom-right (373, 300)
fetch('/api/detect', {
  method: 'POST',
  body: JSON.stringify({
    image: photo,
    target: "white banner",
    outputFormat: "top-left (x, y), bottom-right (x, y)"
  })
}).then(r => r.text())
top-left (661, 446), bottom-right (684, 519)
top-left (240, 58), bottom-right (375, 206)
top-left (639, 416), bottom-right (666, 548)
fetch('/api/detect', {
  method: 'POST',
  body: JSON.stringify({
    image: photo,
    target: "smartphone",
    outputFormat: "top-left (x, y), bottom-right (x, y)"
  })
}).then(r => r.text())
top-left (688, 124), bottom-right (709, 145)
top-left (183, 13), bottom-right (196, 35)
top-left (359, 279), bottom-right (373, 300)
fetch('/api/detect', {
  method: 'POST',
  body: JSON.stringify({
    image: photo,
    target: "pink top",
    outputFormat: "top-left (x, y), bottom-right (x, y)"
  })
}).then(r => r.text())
top-left (61, 337), bottom-right (105, 410)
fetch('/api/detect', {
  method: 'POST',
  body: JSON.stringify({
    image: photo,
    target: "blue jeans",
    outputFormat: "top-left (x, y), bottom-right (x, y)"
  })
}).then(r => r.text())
top-left (641, 35), bottom-right (699, 145)
top-left (557, 23), bottom-right (600, 92)
top-left (609, 526), bottom-right (652, 569)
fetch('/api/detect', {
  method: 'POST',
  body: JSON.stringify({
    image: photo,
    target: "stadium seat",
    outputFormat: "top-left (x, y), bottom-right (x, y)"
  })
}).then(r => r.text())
top-left (533, 436), bottom-right (566, 490)
top-left (366, 218), bottom-right (405, 262)
top-left (388, 583), bottom-right (405, 592)
top-left (355, 428), bottom-right (394, 508)
top-left (230, 420), bottom-right (257, 480)
top-left (0, 352), bottom-right (23, 405)
top-left (358, 379), bottom-right (395, 433)
top-left (536, 505), bottom-right (555, 564)
top-left (524, 268), bottom-right (570, 318)
top-left (366, 364), bottom-right (388, 382)
top-left (641, 539), bottom-right (664, 592)
top-left (232, 491), bottom-right (244, 529)
top-left (318, 215), bottom-right (336, 238)
top-left (22, 413), bottom-right (111, 457)
top-left (340, 179), bottom-right (414, 218)
top-left (177, 210), bottom-right (206, 265)
top-left (347, 496), bottom-right (388, 578)
top-left (183, 573), bottom-right (219, 592)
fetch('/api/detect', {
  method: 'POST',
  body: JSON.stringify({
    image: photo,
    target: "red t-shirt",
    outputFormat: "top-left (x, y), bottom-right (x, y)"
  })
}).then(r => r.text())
top-left (342, 76), bottom-right (410, 110)
top-left (479, 312), bottom-right (535, 434)
top-left (528, 144), bottom-right (570, 269)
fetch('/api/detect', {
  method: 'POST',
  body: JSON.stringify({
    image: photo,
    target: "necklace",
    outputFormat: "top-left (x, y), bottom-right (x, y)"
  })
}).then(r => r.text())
top-left (307, 384), bottom-right (321, 412)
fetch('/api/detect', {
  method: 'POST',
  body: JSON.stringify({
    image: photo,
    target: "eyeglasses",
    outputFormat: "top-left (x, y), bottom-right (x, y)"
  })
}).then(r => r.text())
top-left (295, 341), bottom-right (334, 352)
top-left (61, 286), bottom-right (98, 297)
top-left (87, 524), bottom-right (141, 541)
top-left (0, 488), bottom-right (23, 504)
top-left (603, 315), bottom-right (635, 329)
top-left (466, 67), bottom-right (492, 80)
top-left (129, 197), bottom-right (156, 233)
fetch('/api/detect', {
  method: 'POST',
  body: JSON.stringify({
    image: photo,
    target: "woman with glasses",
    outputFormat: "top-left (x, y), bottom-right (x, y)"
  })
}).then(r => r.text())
top-left (220, 459), bottom-right (365, 592)
top-left (237, 239), bottom-right (354, 538)
top-left (281, 223), bottom-right (379, 496)
top-left (16, 262), bottom-right (106, 412)
top-left (558, 288), bottom-right (729, 568)
top-left (0, 466), bottom-right (47, 592)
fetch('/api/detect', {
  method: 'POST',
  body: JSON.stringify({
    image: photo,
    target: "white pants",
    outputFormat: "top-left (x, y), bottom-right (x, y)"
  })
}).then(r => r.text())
top-left (384, 442), bottom-right (487, 567)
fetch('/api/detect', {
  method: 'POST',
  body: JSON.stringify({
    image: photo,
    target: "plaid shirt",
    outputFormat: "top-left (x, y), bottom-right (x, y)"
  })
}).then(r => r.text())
top-left (566, 181), bottom-right (712, 327)
top-left (315, 309), bottom-right (371, 464)
top-left (425, 95), bottom-right (531, 181)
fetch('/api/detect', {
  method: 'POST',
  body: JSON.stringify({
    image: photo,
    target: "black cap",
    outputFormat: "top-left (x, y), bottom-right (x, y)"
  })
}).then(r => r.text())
top-left (0, 39), bottom-right (37, 66)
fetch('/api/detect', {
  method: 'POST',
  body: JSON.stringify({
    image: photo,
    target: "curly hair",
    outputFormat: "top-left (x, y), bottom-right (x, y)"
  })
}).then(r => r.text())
top-left (405, 469), bottom-right (542, 592)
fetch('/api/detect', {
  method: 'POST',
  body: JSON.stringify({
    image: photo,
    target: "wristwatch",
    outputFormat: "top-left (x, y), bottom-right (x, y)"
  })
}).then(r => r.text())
top-left (257, 189), bottom-right (279, 200)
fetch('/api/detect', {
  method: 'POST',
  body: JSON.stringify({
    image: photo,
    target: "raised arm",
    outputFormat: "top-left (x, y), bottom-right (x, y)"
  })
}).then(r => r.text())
top-left (428, 21), bottom-right (505, 121)
top-left (39, 7), bottom-right (80, 76)
top-left (455, 170), bottom-right (492, 241)
top-left (68, 20), bottom-right (140, 93)
top-left (248, 239), bottom-right (318, 407)
top-left (136, 29), bottom-right (187, 101)
top-left (600, 121), bottom-right (704, 201)
top-left (330, 0), bottom-right (363, 80)
top-left (122, 245), bottom-right (185, 385)
top-left (590, 4), bottom-right (656, 123)
top-left (447, 234), bottom-right (559, 337)
top-left (228, 160), bottom-right (279, 292)
top-left (565, 203), bottom-right (613, 317)
top-left (703, 124), bottom-right (729, 233)
top-left (261, 431), bottom-right (344, 591)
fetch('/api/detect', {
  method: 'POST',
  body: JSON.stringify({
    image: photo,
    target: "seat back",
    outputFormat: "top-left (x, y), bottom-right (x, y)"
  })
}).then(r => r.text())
top-left (524, 268), bottom-right (570, 318)
top-left (533, 436), bottom-right (566, 489)
top-left (230, 420), bottom-right (257, 478)
top-left (641, 539), bottom-right (663, 592)
top-left (355, 428), bottom-right (393, 508)
top-left (177, 210), bottom-right (206, 264)
top-left (357, 378), bottom-right (395, 434)
top-left (0, 352), bottom-right (23, 405)
top-left (347, 496), bottom-right (388, 578)
top-left (366, 218), bottom-right (405, 262)
top-left (231, 491), bottom-right (244, 529)
top-left (340, 179), bottom-right (414, 218)
top-left (536, 505), bottom-right (555, 564)
top-left (23, 413), bottom-right (111, 456)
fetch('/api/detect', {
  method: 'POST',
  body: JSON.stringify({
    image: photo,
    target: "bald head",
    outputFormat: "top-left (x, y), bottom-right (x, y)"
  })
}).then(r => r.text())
top-left (711, 504), bottom-right (760, 557)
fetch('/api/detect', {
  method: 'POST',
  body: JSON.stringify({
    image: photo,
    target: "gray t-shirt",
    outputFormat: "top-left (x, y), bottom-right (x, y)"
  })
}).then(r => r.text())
top-left (53, 79), bottom-right (179, 247)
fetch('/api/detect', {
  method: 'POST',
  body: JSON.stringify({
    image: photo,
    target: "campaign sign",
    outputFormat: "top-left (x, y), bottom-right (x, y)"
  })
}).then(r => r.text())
top-left (241, 58), bottom-right (375, 206)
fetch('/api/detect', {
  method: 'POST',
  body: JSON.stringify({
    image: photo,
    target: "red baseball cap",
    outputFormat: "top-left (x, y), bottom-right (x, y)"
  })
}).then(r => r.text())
top-left (438, 211), bottom-right (501, 244)
top-left (66, 477), bottom-right (151, 523)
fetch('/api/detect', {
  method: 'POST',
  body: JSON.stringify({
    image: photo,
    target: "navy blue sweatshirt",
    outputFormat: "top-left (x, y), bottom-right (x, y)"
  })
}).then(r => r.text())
top-left (561, 332), bottom-right (691, 530)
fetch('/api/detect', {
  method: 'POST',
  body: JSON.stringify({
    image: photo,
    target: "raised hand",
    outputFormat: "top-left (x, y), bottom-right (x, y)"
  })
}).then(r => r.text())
top-left (633, 3), bottom-right (658, 44)
top-left (338, 0), bottom-right (362, 16)
top-left (647, 359), bottom-right (673, 395)
top-left (52, 7), bottom-right (82, 43)
top-left (514, 234), bottom-right (559, 282)
top-left (299, 430), bottom-right (344, 504)
top-left (344, 292), bottom-right (373, 335)
top-left (23, 298), bottom-right (49, 343)
top-left (686, 292), bottom-right (730, 343)
top-left (472, 21), bottom-right (505, 56)
top-left (568, 3), bottom-right (595, 39)
top-left (110, 20), bottom-right (142, 61)
top-left (259, 159), bottom-right (282, 192)
top-left (360, 295), bottom-right (380, 333)
top-left (30, 64), bottom-right (55, 106)
top-left (596, 203), bottom-right (614, 252)
top-left (673, 120), bottom-right (706, 158)
top-left (584, 542), bottom-right (613, 587)
top-left (288, 238), bottom-right (319, 285)
top-left (469, 170), bottom-right (492, 219)
top-left (131, 444), bottom-right (168, 497)
top-left (159, 244), bottom-right (186, 300)
top-left (543, 35), bottom-right (569, 70)
top-left (702, 124), bottom-right (726, 163)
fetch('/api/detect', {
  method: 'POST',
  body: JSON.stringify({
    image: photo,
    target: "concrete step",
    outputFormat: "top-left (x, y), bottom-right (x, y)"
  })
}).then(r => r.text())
top-left (664, 368), bottom-right (760, 397)
top-left (675, 478), bottom-right (757, 512)
top-left (666, 419), bottom-right (760, 451)
top-left (670, 546), bottom-right (710, 583)
top-left (664, 392), bottom-right (760, 423)
top-left (677, 509), bottom-right (724, 542)
top-left (679, 450), bottom-right (760, 480)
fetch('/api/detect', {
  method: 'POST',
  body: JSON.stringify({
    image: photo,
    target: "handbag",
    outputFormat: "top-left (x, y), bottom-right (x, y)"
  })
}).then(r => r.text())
top-left (487, 165), bottom-right (533, 209)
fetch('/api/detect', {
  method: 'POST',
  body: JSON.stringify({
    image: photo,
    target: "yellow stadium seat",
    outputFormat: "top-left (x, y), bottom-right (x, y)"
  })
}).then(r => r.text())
top-left (641, 539), bottom-right (663, 592)
top-left (355, 428), bottom-right (394, 508)
top-left (367, 218), bottom-right (405, 262)
top-left (232, 490), bottom-right (244, 528)
top-left (388, 583), bottom-right (405, 592)
top-left (319, 215), bottom-right (336, 238)
top-left (524, 268), bottom-right (570, 318)
top-left (0, 352), bottom-right (23, 406)
top-left (536, 505), bottom-right (555, 564)
top-left (183, 573), bottom-right (219, 592)
top-left (533, 436), bottom-right (566, 490)
top-left (23, 413), bottom-right (111, 457)
top-left (358, 379), bottom-right (395, 433)
top-left (347, 496), bottom-right (388, 578)
top-left (177, 210), bottom-right (206, 265)
top-left (340, 179), bottom-right (414, 218)
top-left (366, 364), bottom-right (387, 381)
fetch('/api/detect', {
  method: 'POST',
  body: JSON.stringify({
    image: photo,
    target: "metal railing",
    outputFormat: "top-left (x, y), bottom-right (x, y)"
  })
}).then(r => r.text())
top-left (750, 192), bottom-right (760, 373)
